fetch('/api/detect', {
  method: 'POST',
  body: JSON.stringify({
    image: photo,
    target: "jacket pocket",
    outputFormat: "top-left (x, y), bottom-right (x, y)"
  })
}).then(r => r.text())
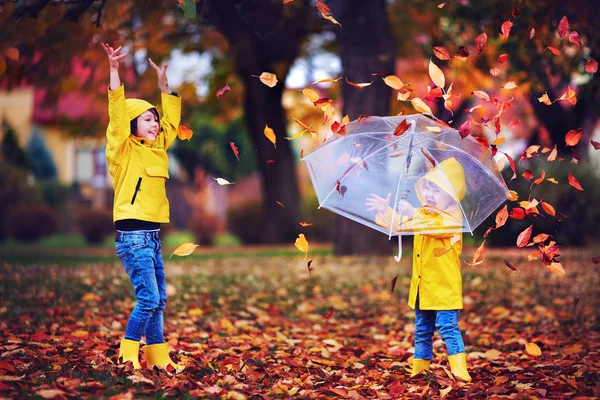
top-left (144, 166), bottom-right (170, 179)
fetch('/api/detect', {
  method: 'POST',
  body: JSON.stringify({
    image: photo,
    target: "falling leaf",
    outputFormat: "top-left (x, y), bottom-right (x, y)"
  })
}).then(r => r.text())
top-left (411, 98), bottom-right (433, 115)
top-left (538, 92), bottom-right (552, 105)
top-left (507, 190), bottom-right (519, 201)
top-left (558, 16), bottom-right (569, 38)
top-left (421, 148), bottom-right (436, 168)
top-left (547, 177), bottom-right (559, 184)
top-left (316, 0), bottom-right (341, 27)
top-left (433, 46), bottom-right (451, 60)
top-left (565, 128), bottom-right (583, 146)
top-left (510, 208), bottom-right (525, 220)
top-left (492, 137), bottom-right (506, 146)
top-left (522, 170), bottom-right (534, 180)
top-left (230, 142), bottom-right (240, 161)
top-left (530, 28), bottom-right (536, 39)
top-left (498, 54), bottom-right (508, 63)
top-left (299, 222), bottom-right (313, 227)
top-left (533, 233), bottom-right (550, 244)
top-left (307, 260), bottom-right (313, 277)
top-left (397, 90), bottom-right (412, 101)
top-left (525, 342), bottom-right (542, 357)
top-left (567, 173), bottom-right (584, 190)
top-left (504, 260), bottom-right (517, 271)
top-left (313, 77), bottom-right (342, 84)
top-left (331, 120), bottom-right (347, 136)
top-left (548, 262), bottom-right (566, 276)
top-left (323, 307), bottom-right (335, 320)
top-left (546, 145), bottom-right (557, 162)
top-left (283, 0), bottom-right (294, 3)
top-left (178, 125), bottom-right (193, 140)
top-left (314, 97), bottom-right (334, 106)
top-left (393, 119), bottom-right (411, 136)
top-left (458, 118), bottom-right (472, 139)
top-left (502, 81), bottom-right (518, 89)
top-left (383, 75), bottom-right (404, 90)
top-left (490, 68), bottom-right (500, 77)
top-left (504, 152), bottom-right (517, 180)
top-left (295, 233), bottom-right (308, 260)
top-left (169, 242), bottom-right (199, 258)
top-left (345, 78), bottom-right (373, 88)
top-left (517, 225), bottom-right (533, 248)
top-left (472, 90), bottom-right (491, 101)
top-left (216, 84), bottom-right (230, 98)
top-left (276, 201), bottom-right (285, 208)
top-left (5, 47), bottom-right (19, 61)
top-left (264, 125), bottom-right (276, 148)
top-left (253, 72), bottom-right (278, 87)
top-left (533, 170), bottom-right (546, 185)
top-left (426, 126), bottom-right (441, 133)
top-left (428, 59), bottom-right (445, 89)
top-left (592, 140), bottom-right (600, 150)
top-left (390, 275), bottom-right (398, 293)
top-left (474, 32), bottom-right (487, 55)
top-left (586, 59), bottom-right (598, 74)
top-left (546, 46), bottom-right (561, 56)
top-left (569, 31), bottom-right (582, 48)
top-left (501, 20), bottom-right (513, 40)
top-left (541, 202), bottom-right (556, 216)
top-left (438, 2), bottom-right (448, 8)
top-left (495, 205), bottom-right (508, 228)
top-left (214, 177), bottom-right (234, 185)
top-left (466, 240), bottom-right (486, 267)
top-left (302, 88), bottom-right (320, 103)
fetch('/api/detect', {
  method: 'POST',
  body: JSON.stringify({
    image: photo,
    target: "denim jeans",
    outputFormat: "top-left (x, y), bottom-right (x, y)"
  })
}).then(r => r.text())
top-left (414, 296), bottom-right (465, 360)
top-left (115, 230), bottom-right (166, 345)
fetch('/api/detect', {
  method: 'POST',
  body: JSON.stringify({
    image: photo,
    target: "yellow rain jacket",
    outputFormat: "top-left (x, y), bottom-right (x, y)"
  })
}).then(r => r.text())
top-left (376, 157), bottom-right (466, 310)
top-left (106, 85), bottom-right (184, 223)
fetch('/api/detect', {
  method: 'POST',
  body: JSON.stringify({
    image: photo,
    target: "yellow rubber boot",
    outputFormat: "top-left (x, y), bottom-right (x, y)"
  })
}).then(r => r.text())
top-left (448, 353), bottom-right (472, 382)
top-left (119, 339), bottom-right (141, 369)
top-left (410, 358), bottom-right (431, 377)
top-left (143, 343), bottom-right (185, 372)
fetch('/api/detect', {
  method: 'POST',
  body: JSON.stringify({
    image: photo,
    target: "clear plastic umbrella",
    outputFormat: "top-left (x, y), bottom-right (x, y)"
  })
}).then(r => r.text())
top-left (302, 115), bottom-right (509, 261)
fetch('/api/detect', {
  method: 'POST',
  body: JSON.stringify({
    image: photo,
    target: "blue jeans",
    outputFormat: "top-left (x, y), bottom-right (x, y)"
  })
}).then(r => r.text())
top-left (115, 230), bottom-right (166, 345)
top-left (414, 296), bottom-right (465, 360)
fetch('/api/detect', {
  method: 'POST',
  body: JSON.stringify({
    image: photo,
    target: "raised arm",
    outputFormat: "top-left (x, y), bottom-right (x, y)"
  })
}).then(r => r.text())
top-left (148, 58), bottom-right (188, 150)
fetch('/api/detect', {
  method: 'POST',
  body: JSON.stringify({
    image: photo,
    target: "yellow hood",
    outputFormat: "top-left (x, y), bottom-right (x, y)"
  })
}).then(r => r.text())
top-left (126, 98), bottom-right (157, 121)
top-left (416, 157), bottom-right (466, 204)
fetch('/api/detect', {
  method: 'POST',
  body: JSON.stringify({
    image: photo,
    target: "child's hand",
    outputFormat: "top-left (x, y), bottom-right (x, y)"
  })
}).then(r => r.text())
top-left (396, 199), bottom-right (416, 218)
top-left (366, 193), bottom-right (391, 213)
top-left (101, 43), bottom-right (126, 70)
top-left (148, 58), bottom-right (170, 93)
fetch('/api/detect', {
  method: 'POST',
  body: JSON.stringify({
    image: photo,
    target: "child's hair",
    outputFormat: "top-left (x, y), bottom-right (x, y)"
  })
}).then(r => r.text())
top-left (130, 108), bottom-right (160, 137)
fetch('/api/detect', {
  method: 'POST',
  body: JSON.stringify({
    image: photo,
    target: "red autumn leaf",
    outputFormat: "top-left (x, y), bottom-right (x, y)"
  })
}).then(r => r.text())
top-left (504, 260), bottom-right (518, 271)
top-left (592, 256), bottom-right (600, 264)
top-left (230, 142), bottom-right (240, 162)
top-left (517, 225), bottom-right (533, 248)
top-left (509, 207), bottom-right (525, 220)
top-left (393, 119), bottom-right (411, 136)
top-left (266, 159), bottom-right (275, 164)
top-left (501, 20), bottom-right (513, 40)
top-left (216, 84), bottom-right (230, 98)
top-left (498, 54), bottom-right (508, 63)
top-left (565, 128), bottom-right (583, 147)
top-left (345, 78), bottom-right (373, 88)
top-left (433, 46), bottom-right (451, 60)
top-left (390, 274), bottom-right (398, 293)
top-left (458, 118), bottom-right (472, 138)
top-left (299, 222), bottom-right (313, 227)
top-left (591, 140), bottom-right (600, 150)
top-left (546, 46), bottom-right (561, 56)
top-left (358, 114), bottom-right (371, 123)
top-left (504, 152), bottom-right (517, 180)
top-left (474, 32), bottom-right (487, 55)
top-left (178, 125), bottom-right (193, 140)
top-left (316, 0), bottom-right (331, 15)
top-left (495, 205), bottom-right (508, 228)
top-left (533, 170), bottom-right (546, 185)
top-left (323, 307), bottom-right (335, 320)
top-left (314, 97), bottom-right (334, 106)
top-left (331, 121), bottom-right (347, 136)
top-left (568, 31), bottom-right (582, 48)
top-left (283, 0), bottom-right (294, 3)
top-left (586, 59), bottom-right (598, 74)
top-left (558, 16), bottom-right (569, 38)
top-left (567, 173), bottom-right (584, 191)
top-left (421, 148), bottom-right (436, 168)
top-left (522, 169), bottom-right (534, 181)
top-left (307, 260), bottom-right (313, 277)
top-left (483, 226), bottom-right (494, 238)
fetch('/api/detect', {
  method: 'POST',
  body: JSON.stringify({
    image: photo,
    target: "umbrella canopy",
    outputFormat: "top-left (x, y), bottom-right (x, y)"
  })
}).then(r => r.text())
top-left (302, 115), bottom-right (508, 239)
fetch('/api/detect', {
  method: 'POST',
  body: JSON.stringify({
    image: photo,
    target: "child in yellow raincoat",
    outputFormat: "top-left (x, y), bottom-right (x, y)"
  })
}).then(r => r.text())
top-left (102, 43), bottom-right (190, 372)
top-left (366, 157), bottom-right (472, 381)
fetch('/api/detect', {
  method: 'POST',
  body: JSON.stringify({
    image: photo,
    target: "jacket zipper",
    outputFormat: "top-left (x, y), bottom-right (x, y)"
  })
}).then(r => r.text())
top-left (131, 177), bottom-right (142, 205)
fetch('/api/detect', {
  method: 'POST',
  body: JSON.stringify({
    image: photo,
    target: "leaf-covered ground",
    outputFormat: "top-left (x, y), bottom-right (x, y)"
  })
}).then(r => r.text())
top-left (1, 248), bottom-right (599, 399)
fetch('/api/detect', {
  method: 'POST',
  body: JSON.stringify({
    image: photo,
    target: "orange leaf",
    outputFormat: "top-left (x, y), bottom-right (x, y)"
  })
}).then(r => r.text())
top-left (533, 170), bottom-right (546, 185)
top-left (495, 205), bottom-right (508, 228)
top-left (393, 119), bottom-right (411, 136)
top-left (433, 46), bottom-right (451, 60)
top-left (428, 59), bottom-right (445, 89)
top-left (178, 125), bottom-right (193, 140)
top-left (533, 233), bottom-right (550, 244)
top-left (547, 262), bottom-right (566, 276)
top-left (546, 46), bottom-right (561, 56)
top-left (565, 128), bottom-right (583, 146)
top-left (541, 202), bottom-right (556, 216)
top-left (547, 145), bottom-right (557, 162)
top-left (538, 92), bottom-right (552, 105)
top-left (525, 342), bottom-right (542, 357)
top-left (299, 222), bottom-right (313, 227)
top-left (345, 78), bottom-right (373, 88)
top-left (465, 240), bottom-right (486, 266)
top-left (567, 173), bottom-right (584, 190)
top-left (517, 225), bottom-right (532, 248)
top-left (264, 125), bottom-right (276, 147)
top-left (169, 242), bottom-right (199, 258)
top-left (253, 72), bottom-right (278, 87)
top-left (5, 47), bottom-right (19, 61)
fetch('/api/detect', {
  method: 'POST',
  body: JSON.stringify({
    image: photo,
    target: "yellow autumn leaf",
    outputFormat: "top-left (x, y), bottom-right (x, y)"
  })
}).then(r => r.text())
top-left (411, 98), bottom-right (433, 115)
top-left (428, 59), bottom-right (445, 89)
top-left (506, 190), bottom-right (519, 201)
top-left (383, 75), bottom-right (404, 90)
top-left (72, 330), bottom-right (89, 337)
top-left (188, 308), bottom-right (204, 317)
top-left (492, 137), bottom-right (506, 146)
top-left (81, 292), bottom-right (100, 302)
top-left (484, 348), bottom-right (502, 360)
top-left (264, 125), bottom-right (276, 147)
top-left (397, 91), bottom-right (411, 101)
top-left (214, 177), bottom-right (234, 185)
top-left (538, 92), bottom-right (552, 105)
top-left (547, 177), bottom-right (558, 184)
top-left (169, 242), bottom-right (199, 258)
top-left (322, 14), bottom-right (342, 27)
top-left (342, 115), bottom-right (350, 124)
top-left (295, 233), bottom-right (309, 260)
top-left (302, 88), bottom-right (319, 103)
top-left (256, 72), bottom-right (278, 87)
top-left (502, 81), bottom-right (518, 89)
top-left (525, 342), bottom-right (542, 356)
top-left (547, 262), bottom-right (566, 276)
top-left (285, 130), bottom-right (307, 140)
top-left (426, 126), bottom-right (441, 133)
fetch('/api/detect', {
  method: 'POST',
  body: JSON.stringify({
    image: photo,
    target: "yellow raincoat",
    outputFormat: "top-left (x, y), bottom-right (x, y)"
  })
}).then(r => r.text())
top-left (106, 85), bottom-right (185, 223)
top-left (376, 157), bottom-right (466, 310)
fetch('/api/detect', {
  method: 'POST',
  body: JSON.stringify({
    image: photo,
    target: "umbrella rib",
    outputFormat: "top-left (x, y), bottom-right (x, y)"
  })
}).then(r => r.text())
top-left (388, 140), bottom-right (421, 238)
top-left (318, 138), bottom-right (402, 208)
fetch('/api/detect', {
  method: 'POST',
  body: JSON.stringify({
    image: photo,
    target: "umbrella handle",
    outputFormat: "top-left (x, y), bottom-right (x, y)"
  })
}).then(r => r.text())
top-left (393, 235), bottom-right (402, 263)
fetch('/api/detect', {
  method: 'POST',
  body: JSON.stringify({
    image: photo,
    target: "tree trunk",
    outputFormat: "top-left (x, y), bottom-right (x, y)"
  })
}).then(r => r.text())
top-left (203, 0), bottom-right (308, 242)
top-left (329, 0), bottom-right (396, 255)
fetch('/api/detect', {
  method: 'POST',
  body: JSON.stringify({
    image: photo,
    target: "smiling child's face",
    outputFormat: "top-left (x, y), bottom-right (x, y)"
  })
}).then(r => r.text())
top-left (422, 179), bottom-right (456, 211)
top-left (136, 110), bottom-right (159, 141)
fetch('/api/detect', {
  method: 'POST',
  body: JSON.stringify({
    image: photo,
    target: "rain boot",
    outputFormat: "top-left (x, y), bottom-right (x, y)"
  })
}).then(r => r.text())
top-left (448, 353), bottom-right (471, 382)
top-left (118, 338), bottom-right (141, 370)
top-left (410, 358), bottom-right (431, 377)
top-left (143, 343), bottom-right (185, 372)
